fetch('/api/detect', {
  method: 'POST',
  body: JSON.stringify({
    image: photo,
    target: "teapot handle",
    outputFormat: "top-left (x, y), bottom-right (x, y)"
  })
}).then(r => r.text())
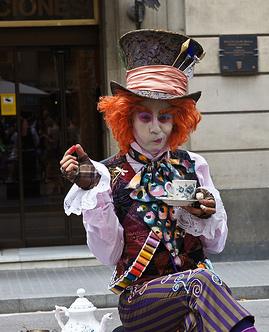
top-left (55, 305), bottom-right (69, 329)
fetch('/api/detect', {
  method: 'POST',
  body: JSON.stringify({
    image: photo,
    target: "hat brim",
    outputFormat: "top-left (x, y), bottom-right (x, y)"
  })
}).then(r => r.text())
top-left (110, 81), bottom-right (201, 102)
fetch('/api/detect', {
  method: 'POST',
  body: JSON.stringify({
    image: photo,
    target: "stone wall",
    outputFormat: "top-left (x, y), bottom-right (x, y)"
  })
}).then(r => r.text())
top-left (185, 0), bottom-right (269, 261)
top-left (102, 0), bottom-right (269, 260)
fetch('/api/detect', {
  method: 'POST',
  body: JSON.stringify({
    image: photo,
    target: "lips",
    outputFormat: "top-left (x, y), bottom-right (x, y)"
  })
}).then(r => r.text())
top-left (153, 138), bottom-right (162, 144)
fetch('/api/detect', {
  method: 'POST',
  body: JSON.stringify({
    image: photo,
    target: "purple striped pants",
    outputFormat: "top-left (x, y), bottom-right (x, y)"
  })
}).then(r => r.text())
top-left (118, 268), bottom-right (253, 332)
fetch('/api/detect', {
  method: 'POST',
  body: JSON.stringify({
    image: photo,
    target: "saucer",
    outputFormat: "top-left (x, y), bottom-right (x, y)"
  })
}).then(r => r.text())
top-left (157, 197), bottom-right (198, 207)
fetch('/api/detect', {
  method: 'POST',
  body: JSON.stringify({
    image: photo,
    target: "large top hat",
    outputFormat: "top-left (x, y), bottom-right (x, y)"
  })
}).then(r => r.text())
top-left (111, 29), bottom-right (204, 102)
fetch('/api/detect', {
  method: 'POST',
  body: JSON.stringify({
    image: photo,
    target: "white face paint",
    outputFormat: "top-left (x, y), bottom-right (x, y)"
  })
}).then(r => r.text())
top-left (132, 99), bottom-right (173, 156)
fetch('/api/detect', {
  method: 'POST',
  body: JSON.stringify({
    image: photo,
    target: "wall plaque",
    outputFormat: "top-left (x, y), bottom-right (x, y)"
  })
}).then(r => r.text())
top-left (0, 0), bottom-right (99, 27)
top-left (219, 35), bottom-right (258, 75)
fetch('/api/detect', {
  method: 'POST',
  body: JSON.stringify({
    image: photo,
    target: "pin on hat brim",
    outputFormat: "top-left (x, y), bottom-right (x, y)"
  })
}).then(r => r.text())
top-left (110, 81), bottom-right (201, 102)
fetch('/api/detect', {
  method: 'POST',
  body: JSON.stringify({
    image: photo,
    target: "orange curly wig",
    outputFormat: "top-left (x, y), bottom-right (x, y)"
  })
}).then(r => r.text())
top-left (98, 91), bottom-right (201, 154)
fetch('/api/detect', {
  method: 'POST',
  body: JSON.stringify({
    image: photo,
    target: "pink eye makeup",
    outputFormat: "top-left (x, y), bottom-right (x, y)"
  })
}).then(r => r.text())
top-left (136, 111), bottom-right (173, 123)
top-left (137, 111), bottom-right (152, 123)
top-left (158, 113), bottom-right (173, 123)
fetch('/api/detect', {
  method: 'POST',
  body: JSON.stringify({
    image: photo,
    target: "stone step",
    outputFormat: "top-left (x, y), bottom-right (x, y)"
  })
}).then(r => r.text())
top-left (0, 245), bottom-right (100, 270)
top-left (1, 260), bottom-right (269, 315)
top-left (1, 246), bottom-right (269, 317)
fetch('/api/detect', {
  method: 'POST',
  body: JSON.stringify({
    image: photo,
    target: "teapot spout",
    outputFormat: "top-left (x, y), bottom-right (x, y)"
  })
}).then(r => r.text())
top-left (100, 312), bottom-right (113, 332)
top-left (55, 305), bottom-right (69, 329)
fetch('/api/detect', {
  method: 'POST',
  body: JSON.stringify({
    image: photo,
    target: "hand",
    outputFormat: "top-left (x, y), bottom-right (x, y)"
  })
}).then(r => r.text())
top-left (182, 187), bottom-right (216, 219)
top-left (60, 144), bottom-right (100, 189)
top-left (60, 144), bottom-right (85, 182)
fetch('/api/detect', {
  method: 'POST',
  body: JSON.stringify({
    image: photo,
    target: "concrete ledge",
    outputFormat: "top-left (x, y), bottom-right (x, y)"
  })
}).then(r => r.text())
top-left (1, 284), bottom-right (268, 315)
top-left (1, 260), bottom-right (269, 314)
top-left (0, 257), bottom-right (101, 271)
top-left (232, 286), bottom-right (269, 301)
top-left (0, 294), bottom-right (118, 314)
top-left (0, 245), bottom-right (101, 270)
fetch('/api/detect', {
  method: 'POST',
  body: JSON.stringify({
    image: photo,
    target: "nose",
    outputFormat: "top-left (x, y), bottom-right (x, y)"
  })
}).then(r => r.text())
top-left (150, 114), bottom-right (161, 134)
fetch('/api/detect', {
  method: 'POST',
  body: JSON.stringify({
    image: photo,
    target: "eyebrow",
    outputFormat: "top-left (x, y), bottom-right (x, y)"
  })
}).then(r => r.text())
top-left (136, 108), bottom-right (172, 114)
top-left (132, 105), bottom-right (149, 113)
top-left (159, 109), bottom-right (173, 114)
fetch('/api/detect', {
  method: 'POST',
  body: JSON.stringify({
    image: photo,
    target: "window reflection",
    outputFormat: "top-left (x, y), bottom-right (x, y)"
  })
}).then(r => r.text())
top-left (0, 47), bottom-right (102, 248)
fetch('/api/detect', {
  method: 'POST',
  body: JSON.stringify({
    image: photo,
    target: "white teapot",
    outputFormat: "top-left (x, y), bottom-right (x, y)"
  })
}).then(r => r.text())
top-left (55, 288), bottom-right (112, 332)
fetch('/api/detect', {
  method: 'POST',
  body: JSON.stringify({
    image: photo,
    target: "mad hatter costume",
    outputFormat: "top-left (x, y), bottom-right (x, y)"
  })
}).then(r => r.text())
top-left (60, 30), bottom-right (256, 331)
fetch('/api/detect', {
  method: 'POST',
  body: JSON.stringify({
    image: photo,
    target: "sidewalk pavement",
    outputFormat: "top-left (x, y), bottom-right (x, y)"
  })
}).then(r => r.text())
top-left (1, 301), bottom-right (268, 332)
top-left (0, 245), bottom-right (269, 315)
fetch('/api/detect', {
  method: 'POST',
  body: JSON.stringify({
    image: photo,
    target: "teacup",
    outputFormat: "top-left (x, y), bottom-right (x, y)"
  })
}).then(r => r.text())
top-left (164, 179), bottom-right (197, 200)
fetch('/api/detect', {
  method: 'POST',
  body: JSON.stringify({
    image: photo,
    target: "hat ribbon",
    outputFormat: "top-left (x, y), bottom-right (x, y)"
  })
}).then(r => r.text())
top-left (126, 65), bottom-right (188, 97)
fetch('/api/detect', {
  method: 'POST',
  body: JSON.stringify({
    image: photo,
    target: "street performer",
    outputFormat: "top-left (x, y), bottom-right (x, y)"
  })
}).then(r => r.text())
top-left (60, 29), bottom-right (256, 332)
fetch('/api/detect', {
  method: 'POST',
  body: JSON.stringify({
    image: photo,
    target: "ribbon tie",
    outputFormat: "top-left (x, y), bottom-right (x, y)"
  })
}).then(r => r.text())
top-left (125, 147), bottom-right (197, 267)
top-left (126, 147), bottom-right (182, 202)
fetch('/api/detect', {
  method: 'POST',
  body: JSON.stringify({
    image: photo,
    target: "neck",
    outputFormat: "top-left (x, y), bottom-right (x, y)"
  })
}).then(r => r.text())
top-left (130, 142), bottom-right (169, 160)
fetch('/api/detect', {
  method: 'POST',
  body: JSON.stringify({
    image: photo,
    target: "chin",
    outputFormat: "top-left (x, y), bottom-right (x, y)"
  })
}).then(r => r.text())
top-left (151, 148), bottom-right (163, 156)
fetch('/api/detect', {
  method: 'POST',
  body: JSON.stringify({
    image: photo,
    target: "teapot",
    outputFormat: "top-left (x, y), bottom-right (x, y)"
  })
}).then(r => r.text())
top-left (55, 288), bottom-right (112, 332)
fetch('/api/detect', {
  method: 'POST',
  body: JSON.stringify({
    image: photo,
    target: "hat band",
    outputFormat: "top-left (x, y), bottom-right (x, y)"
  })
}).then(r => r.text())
top-left (126, 65), bottom-right (188, 97)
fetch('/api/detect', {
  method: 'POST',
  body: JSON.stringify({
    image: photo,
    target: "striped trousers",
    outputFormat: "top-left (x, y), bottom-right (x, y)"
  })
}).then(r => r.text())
top-left (118, 268), bottom-right (253, 332)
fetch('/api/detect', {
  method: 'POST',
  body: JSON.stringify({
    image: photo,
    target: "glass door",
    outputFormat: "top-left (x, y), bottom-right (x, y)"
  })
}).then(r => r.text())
top-left (0, 48), bottom-right (22, 247)
top-left (0, 46), bottom-right (103, 248)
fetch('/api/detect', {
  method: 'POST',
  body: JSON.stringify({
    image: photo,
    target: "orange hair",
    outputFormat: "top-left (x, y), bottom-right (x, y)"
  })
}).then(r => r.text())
top-left (98, 91), bottom-right (201, 154)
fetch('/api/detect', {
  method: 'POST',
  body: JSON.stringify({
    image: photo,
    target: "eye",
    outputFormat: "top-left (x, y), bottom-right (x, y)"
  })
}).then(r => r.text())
top-left (158, 113), bottom-right (173, 123)
top-left (137, 112), bottom-right (152, 123)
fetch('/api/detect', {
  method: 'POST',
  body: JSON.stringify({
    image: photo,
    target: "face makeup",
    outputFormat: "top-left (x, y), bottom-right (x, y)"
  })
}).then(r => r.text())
top-left (132, 99), bottom-right (173, 156)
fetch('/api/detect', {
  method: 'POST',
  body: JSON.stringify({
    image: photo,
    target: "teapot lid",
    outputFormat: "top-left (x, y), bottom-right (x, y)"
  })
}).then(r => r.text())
top-left (69, 288), bottom-right (96, 312)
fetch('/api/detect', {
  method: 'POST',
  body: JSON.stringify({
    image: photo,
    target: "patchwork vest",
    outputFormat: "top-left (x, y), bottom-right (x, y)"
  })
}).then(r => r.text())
top-left (103, 150), bottom-right (205, 282)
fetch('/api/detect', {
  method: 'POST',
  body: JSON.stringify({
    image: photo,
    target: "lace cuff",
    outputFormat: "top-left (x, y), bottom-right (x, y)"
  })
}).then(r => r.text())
top-left (175, 198), bottom-right (225, 239)
top-left (63, 160), bottom-right (111, 216)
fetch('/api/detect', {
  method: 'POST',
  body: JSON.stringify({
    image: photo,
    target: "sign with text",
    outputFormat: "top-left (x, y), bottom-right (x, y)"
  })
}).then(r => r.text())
top-left (219, 35), bottom-right (258, 75)
top-left (0, 94), bottom-right (16, 116)
top-left (0, 0), bottom-right (98, 26)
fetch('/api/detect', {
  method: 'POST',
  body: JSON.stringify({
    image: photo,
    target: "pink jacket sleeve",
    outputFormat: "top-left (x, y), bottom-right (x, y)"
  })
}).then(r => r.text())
top-left (63, 159), bottom-right (124, 266)
top-left (82, 189), bottom-right (124, 266)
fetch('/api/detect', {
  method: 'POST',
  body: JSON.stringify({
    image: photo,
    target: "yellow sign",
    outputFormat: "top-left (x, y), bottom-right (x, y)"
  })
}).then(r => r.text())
top-left (0, 0), bottom-right (99, 27)
top-left (0, 94), bottom-right (16, 116)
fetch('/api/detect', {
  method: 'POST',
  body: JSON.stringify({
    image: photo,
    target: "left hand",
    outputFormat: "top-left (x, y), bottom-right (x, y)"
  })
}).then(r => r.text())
top-left (182, 187), bottom-right (216, 219)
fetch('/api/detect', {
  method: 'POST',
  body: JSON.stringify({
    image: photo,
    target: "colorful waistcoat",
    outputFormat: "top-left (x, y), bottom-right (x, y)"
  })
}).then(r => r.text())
top-left (103, 150), bottom-right (205, 282)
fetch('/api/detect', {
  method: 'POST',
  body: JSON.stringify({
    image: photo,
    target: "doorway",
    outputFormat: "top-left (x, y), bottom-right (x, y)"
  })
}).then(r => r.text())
top-left (0, 46), bottom-right (103, 248)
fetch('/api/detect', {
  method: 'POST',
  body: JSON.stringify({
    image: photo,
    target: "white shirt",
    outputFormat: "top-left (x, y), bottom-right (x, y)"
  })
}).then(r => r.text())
top-left (64, 143), bottom-right (228, 265)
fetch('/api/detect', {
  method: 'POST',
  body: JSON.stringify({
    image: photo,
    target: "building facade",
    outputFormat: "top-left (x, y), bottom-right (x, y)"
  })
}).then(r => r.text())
top-left (102, 0), bottom-right (269, 261)
top-left (0, 1), bottom-right (268, 260)
top-left (0, 0), bottom-right (102, 247)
